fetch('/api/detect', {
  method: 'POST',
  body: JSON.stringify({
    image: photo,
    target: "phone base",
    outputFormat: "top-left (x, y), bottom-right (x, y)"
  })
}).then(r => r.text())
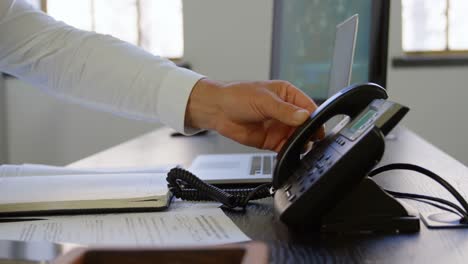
top-left (319, 177), bottom-right (420, 233)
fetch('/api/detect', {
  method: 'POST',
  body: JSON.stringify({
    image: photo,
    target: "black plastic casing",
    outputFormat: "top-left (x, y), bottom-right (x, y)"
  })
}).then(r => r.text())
top-left (274, 126), bottom-right (385, 229)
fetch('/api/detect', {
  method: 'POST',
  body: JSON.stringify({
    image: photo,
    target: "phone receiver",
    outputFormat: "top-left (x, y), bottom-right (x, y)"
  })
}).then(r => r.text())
top-left (272, 83), bottom-right (388, 188)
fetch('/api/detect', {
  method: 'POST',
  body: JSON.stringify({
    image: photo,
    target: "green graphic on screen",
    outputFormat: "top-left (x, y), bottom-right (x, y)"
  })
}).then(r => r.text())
top-left (276, 0), bottom-right (372, 100)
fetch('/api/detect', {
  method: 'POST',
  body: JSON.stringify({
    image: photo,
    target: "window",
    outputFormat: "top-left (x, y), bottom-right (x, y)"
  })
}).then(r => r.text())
top-left (402, 0), bottom-right (468, 53)
top-left (25, 0), bottom-right (184, 59)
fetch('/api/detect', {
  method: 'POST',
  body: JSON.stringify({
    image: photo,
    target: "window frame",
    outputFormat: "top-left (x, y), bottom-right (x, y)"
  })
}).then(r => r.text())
top-left (39, 0), bottom-right (184, 61)
top-left (395, 0), bottom-right (468, 68)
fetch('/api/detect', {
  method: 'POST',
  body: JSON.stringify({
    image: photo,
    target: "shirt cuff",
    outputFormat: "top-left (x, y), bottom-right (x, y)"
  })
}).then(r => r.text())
top-left (157, 67), bottom-right (205, 135)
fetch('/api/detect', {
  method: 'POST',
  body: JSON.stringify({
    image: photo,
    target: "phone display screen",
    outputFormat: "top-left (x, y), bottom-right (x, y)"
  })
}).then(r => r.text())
top-left (343, 109), bottom-right (377, 140)
top-left (350, 109), bottom-right (377, 132)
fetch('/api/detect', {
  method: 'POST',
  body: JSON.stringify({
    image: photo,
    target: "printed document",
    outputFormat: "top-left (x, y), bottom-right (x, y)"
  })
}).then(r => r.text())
top-left (0, 208), bottom-right (250, 246)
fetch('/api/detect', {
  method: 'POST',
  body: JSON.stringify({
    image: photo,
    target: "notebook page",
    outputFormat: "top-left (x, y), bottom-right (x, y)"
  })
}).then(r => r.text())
top-left (0, 173), bottom-right (168, 203)
top-left (0, 164), bottom-right (176, 177)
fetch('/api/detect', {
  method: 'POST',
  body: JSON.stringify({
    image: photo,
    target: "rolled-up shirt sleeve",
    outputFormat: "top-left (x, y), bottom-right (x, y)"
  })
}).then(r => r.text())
top-left (0, 0), bottom-right (204, 134)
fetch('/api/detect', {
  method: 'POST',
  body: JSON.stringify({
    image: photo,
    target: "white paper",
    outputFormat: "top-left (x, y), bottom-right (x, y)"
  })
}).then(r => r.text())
top-left (0, 164), bottom-right (177, 177)
top-left (0, 209), bottom-right (250, 246)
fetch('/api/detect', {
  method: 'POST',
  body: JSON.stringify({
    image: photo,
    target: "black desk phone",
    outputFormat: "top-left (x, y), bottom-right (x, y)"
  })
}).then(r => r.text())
top-left (169, 82), bottom-right (425, 233)
top-left (271, 82), bottom-right (420, 232)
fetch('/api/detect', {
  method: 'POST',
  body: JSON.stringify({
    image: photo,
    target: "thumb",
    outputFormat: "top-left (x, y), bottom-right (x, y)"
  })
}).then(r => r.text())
top-left (259, 95), bottom-right (310, 126)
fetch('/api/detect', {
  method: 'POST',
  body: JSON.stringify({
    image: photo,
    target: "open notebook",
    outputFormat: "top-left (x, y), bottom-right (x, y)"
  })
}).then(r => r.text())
top-left (0, 165), bottom-right (172, 216)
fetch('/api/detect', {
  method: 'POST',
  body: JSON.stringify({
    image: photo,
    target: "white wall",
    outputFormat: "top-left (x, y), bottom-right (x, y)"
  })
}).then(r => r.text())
top-left (386, 0), bottom-right (468, 165)
top-left (3, 0), bottom-right (467, 165)
top-left (183, 0), bottom-right (273, 80)
top-left (5, 79), bottom-right (157, 165)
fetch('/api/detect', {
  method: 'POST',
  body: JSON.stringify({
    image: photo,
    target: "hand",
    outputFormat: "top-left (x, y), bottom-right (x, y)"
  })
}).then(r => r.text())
top-left (186, 79), bottom-right (325, 152)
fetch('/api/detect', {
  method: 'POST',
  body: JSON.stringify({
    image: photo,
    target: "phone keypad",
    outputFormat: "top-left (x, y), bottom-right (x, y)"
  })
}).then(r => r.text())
top-left (283, 145), bottom-right (340, 202)
top-left (335, 137), bottom-right (347, 146)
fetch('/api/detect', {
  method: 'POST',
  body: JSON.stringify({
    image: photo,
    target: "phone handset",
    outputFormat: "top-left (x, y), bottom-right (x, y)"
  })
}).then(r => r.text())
top-left (168, 82), bottom-right (421, 232)
top-left (272, 83), bottom-right (388, 189)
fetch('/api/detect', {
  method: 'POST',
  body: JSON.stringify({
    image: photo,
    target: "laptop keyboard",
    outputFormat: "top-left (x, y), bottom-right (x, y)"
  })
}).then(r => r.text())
top-left (249, 155), bottom-right (275, 175)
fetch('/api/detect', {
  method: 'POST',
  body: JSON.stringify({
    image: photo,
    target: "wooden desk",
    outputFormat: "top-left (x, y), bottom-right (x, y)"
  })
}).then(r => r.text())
top-left (70, 126), bottom-right (468, 263)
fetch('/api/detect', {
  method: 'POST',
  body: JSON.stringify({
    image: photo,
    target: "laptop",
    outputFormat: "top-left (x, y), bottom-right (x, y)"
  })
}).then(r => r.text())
top-left (189, 15), bottom-right (359, 184)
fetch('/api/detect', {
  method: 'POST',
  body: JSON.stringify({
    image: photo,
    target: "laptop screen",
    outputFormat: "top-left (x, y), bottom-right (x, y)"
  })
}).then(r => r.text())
top-left (327, 15), bottom-right (358, 99)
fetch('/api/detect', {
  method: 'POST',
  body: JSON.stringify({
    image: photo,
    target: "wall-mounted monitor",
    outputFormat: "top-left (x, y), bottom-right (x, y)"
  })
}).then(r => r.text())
top-left (270, 0), bottom-right (390, 102)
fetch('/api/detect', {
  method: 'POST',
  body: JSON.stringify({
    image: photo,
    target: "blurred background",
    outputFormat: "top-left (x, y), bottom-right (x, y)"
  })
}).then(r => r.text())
top-left (0, 0), bottom-right (466, 166)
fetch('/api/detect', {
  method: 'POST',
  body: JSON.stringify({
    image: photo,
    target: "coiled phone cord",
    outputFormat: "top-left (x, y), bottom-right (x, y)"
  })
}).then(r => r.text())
top-left (167, 167), bottom-right (272, 209)
top-left (168, 163), bottom-right (468, 222)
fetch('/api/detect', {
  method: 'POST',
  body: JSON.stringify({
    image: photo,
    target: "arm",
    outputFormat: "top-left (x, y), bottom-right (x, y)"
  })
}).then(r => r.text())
top-left (0, 0), bottom-right (323, 151)
top-left (0, 0), bottom-right (203, 134)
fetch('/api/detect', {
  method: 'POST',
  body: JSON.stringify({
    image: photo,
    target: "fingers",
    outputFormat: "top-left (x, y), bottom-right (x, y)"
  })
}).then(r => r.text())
top-left (267, 81), bottom-right (326, 140)
top-left (268, 80), bottom-right (319, 113)
top-left (258, 94), bottom-right (310, 126)
top-left (215, 80), bottom-right (327, 152)
top-left (313, 126), bottom-right (326, 140)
